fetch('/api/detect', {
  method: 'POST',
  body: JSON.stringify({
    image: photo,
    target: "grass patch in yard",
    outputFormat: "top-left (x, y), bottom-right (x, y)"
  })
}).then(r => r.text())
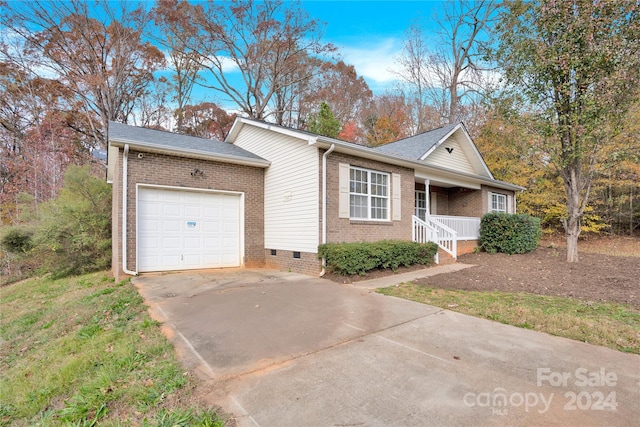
top-left (378, 283), bottom-right (640, 354)
top-left (0, 272), bottom-right (226, 426)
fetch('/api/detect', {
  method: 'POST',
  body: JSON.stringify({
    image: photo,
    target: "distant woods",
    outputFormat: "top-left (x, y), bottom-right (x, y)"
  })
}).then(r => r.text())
top-left (1, 0), bottom-right (638, 241)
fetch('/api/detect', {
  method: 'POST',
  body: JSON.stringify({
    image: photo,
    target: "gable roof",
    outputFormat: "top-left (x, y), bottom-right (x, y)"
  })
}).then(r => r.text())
top-left (372, 122), bottom-right (493, 179)
top-left (372, 122), bottom-right (459, 160)
top-left (227, 117), bottom-right (523, 192)
top-left (108, 121), bottom-right (269, 167)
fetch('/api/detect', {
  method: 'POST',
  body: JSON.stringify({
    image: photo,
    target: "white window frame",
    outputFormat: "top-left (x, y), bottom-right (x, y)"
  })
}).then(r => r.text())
top-left (349, 166), bottom-right (390, 221)
top-left (491, 192), bottom-right (507, 213)
top-left (415, 190), bottom-right (427, 220)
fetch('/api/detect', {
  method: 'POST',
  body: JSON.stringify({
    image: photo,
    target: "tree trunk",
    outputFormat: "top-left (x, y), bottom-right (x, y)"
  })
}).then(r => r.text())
top-left (564, 177), bottom-right (582, 262)
top-left (565, 216), bottom-right (580, 262)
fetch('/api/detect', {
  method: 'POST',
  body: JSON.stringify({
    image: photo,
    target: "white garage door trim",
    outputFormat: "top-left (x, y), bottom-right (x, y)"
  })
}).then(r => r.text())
top-left (136, 184), bottom-right (245, 272)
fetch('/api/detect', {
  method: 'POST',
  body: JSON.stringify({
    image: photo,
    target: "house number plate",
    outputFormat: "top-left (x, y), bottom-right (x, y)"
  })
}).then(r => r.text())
top-left (186, 221), bottom-right (197, 228)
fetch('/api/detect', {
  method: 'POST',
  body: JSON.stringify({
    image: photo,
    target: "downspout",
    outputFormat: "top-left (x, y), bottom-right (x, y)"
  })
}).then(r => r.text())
top-left (319, 144), bottom-right (336, 276)
top-left (122, 144), bottom-right (138, 276)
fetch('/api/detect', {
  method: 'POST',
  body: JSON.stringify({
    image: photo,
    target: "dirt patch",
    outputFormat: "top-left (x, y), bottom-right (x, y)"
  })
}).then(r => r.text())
top-left (415, 247), bottom-right (640, 308)
top-left (323, 237), bottom-right (640, 308)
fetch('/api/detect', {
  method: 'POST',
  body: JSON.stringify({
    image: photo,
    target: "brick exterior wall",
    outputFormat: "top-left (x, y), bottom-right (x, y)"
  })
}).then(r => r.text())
top-left (323, 151), bottom-right (415, 244)
top-left (448, 187), bottom-right (484, 217)
top-left (112, 148), bottom-right (265, 280)
top-left (457, 239), bottom-right (480, 255)
top-left (414, 183), bottom-right (516, 218)
top-left (264, 249), bottom-right (321, 276)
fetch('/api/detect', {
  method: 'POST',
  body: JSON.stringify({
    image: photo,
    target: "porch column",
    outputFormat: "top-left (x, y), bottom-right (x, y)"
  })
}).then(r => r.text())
top-left (424, 179), bottom-right (430, 217)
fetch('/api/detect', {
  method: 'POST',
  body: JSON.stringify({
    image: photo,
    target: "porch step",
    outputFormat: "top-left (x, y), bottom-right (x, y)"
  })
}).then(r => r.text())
top-left (437, 248), bottom-right (457, 265)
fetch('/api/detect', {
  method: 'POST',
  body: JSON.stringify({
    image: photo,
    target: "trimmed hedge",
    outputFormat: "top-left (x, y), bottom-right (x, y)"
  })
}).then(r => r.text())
top-left (318, 240), bottom-right (439, 276)
top-left (479, 213), bottom-right (541, 254)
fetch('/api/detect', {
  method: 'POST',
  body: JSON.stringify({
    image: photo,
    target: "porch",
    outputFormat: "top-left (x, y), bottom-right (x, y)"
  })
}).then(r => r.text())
top-left (412, 181), bottom-right (484, 262)
top-left (412, 215), bottom-right (481, 262)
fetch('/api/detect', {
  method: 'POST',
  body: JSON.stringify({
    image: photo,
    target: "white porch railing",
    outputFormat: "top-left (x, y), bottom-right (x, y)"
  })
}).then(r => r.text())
top-left (412, 215), bottom-right (457, 261)
top-left (431, 215), bottom-right (481, 240)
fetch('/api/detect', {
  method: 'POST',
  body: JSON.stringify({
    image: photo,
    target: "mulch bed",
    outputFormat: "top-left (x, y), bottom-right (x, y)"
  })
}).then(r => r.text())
top-left (324, 246), bottom-right (640, 309)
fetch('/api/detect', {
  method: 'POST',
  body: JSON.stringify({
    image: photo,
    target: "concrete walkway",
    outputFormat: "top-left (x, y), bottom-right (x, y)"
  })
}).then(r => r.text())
top-left (352, 263), bottom-right (474, 289)
top-left (133, 266), bottom-right (640, 427)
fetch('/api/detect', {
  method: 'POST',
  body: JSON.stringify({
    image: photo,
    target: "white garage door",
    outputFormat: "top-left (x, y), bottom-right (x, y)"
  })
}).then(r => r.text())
top-left (138, 187), bottom-right (242, 272)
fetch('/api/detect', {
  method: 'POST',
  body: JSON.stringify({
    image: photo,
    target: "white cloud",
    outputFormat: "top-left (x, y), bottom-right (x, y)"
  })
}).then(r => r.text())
top-left (340, 37), bottom-right (403, 86)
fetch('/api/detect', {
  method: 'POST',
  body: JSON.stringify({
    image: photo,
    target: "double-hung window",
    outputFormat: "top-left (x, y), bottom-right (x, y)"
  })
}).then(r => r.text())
top-left (491, 193), bottom-right (507, 213)
top-left (350, 167), bottom-right (389, 220)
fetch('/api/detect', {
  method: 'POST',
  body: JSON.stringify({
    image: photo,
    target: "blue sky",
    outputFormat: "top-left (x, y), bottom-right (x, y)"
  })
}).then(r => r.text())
top-left (184, 0), bottom-right (448, 104)
top-left (300, 1), bottom-right (445, 94)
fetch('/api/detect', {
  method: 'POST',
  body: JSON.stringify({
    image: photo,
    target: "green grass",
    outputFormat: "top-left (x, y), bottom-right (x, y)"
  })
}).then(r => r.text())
top-left (0, 272), bottom-right (226, 426)
top-left (378, 284), bottom-right (640, 354)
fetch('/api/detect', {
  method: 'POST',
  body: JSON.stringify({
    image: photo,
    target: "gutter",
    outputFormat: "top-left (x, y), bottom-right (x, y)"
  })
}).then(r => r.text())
top-left (319, 144), bottom-right (336, 277)
top-left (122, 144), bottom-right (138, 276)
top-left (110, 139), bottom-right (271, 169)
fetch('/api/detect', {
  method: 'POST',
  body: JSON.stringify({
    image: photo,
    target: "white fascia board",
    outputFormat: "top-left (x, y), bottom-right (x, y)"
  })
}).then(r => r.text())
top-left (419, 123), bottom-right (463, 160)
top-left (231, 117), bottom-right (318, 144)
top-left (419, 124), bottom-right (494, 180)
top-left (109, 138), bottom-right (271, 168)
top-left (313, 138), bottom-right (524, 192)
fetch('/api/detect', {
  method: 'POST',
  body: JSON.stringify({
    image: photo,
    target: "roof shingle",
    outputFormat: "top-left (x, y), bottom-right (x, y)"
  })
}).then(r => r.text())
top-left (109, 121), bottom-right (266, 162)
top-left (372, 122), bottom-right (460, 160)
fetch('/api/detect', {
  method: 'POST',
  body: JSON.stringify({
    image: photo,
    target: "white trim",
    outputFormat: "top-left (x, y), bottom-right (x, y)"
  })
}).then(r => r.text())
top-left (489, 192), bottom-right (507, 213)
top-left (349, 166), bottom-right (391, 221)
top-left (420, 123), bottom-right (463, 160)
top-left (321, 144), bottom-right (336, 276)
top-left (135, 184), bottom-right (245, 271)
top-left (415, 190), bottom-right (427, 220)
top-left (229, 118), bottom-right (524, 192)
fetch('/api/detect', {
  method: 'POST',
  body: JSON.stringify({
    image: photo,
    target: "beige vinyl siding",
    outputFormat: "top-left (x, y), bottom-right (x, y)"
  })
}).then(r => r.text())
top-left (423, 136), bottom-right (475, 175)
top-left (234, 126), bottom-right (319, 253)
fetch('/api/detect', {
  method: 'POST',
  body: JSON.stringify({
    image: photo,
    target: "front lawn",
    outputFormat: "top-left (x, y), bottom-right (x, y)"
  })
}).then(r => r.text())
top-left (0, 272), bottom-right (226, 426)
top-left (378, 237), bottom-right (640, 355)
top-left (378, 285), bottom-right (640, 354)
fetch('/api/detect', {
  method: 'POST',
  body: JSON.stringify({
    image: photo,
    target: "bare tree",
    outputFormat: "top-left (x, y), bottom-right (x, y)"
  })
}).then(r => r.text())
top-left (152, 1), bottom-right (202, 132)
top-left (152, 0), bottom-right (336, 124)
top-left (396, 1), bottom-right (498, 131)
top-left (1, 0), bottom-right (165, 150)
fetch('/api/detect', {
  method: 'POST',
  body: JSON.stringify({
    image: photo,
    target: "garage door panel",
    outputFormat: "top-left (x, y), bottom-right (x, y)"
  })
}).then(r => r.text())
top-left (139, 202), bottom-right (160, 216)
top-left (184, 236), bottom-right (201, 248)
top-left (161, 255), bottom-right (181, 269)
top-left (203, 221), bottom-right (221, 233)
top-left (162, 237), bottom-right (181, 249)
top-left (138, 187), bottom-right (241, 272)
top-left (139, 219), bottom-right (160, 233)
top-left (184, 205), bottom-right (202, 217)
top-left (162, 205), bottom-right (181, 217)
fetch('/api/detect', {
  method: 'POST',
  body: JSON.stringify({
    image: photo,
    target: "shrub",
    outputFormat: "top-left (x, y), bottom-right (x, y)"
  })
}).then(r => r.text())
top-left (479, 213), bottom-right (541, 254)
top-left (1, 227), bottom-right (33, 253)
top-left (33, 166), bottom-right (112, 277)
top-left (318, 240), bottom-right (438, 276)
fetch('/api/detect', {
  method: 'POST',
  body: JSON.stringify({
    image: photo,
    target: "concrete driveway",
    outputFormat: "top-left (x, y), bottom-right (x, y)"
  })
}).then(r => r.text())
top-left (133, 268), bottom-right (640, 427)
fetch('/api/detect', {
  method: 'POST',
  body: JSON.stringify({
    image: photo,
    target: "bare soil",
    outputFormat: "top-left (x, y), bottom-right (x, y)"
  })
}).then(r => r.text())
top-left (325, 237), bottom-right (640, 309)
top-left (420, 247), bottom-right (640, 308)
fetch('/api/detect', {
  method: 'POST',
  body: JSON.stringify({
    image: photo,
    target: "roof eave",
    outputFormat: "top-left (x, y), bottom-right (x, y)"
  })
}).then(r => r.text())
top-left (312, 138), bottom-right (524, 192)
top-left (109, 137), bottom-right (271, 168)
